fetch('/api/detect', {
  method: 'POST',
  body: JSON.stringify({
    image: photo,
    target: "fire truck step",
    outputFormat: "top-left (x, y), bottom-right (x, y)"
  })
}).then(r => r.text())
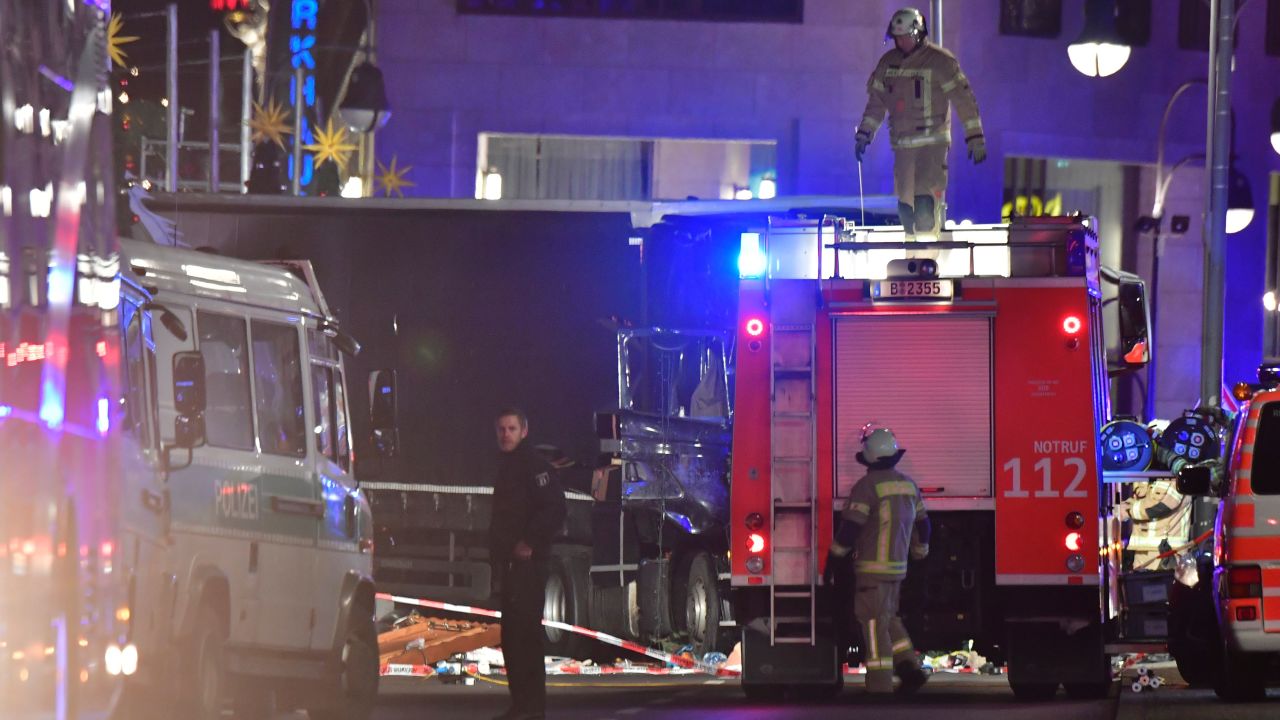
top-left (771, 411), bottom-right (812, 418)
top-left (772, 366), bottom-right (813, 375)
top-left (773, 591), bottom-right (812, 598)
top-left (772, 456), bottom-right (813, 464)
top-left (772, 636), bottom-right (816, 645)
top-left (771, 615), bottom-right (815, 624)
top-left (773, 501), bottom-right (812, 509)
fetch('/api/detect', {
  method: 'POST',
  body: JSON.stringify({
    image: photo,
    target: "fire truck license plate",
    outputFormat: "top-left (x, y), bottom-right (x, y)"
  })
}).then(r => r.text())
top-left (873, 279), bottom-right (954, 300)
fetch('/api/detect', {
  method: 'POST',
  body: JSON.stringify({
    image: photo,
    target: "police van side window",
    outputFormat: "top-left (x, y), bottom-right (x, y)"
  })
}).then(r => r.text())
top-left (252, 320), bottom-right (306, 457)
top-left (1252, 402), bottom-right (1280, 494)
top-left (196, 311), bottom-right (255, 450)
top-left (312, 364), bottom-right (335, 461)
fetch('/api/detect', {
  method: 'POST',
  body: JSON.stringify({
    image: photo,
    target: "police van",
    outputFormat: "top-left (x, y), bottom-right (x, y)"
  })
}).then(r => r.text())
top-left (117, 238), bottom-right (377, 720)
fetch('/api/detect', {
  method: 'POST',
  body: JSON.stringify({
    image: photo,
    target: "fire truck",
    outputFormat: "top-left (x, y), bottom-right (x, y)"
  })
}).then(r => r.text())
top-left (727, 215), bottom-right (1153, 700)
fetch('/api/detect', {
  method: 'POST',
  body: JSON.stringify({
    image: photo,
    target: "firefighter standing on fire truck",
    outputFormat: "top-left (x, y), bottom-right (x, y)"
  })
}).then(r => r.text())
top-left (855, 7), bottom-right (985, 238)
top-left (828, 426), bottom-right (931, 695)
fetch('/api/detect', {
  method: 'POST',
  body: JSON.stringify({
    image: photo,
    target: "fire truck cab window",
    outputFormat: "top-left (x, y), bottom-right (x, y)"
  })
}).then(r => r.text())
top-left (312, 364), bottom-right (335, 462)
top-left (197, 311), bottom-right (255, 450)
top-left (120, 299), bottom-right (156, 447)
top-left (251, 320), bottom-right (306, 457)
top-left (1251, 402), bottom-right (1280, 494)
top-left (624, 335), bottom-right (727, 420)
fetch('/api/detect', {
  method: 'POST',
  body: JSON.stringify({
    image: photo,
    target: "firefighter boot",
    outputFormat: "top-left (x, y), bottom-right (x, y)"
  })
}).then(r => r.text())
top-left (897, 201), bottom-right (916, 238)
top-left (895, 661), bottom-right (928, 695)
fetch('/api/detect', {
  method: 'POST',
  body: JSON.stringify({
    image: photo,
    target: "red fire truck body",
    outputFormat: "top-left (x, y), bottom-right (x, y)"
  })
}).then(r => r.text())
top-left (729, 217), bottom-right (1141, 699)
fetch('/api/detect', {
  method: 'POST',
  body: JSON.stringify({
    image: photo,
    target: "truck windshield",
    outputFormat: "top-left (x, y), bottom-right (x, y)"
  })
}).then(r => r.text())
top-left (1253, 401), bottom-right (1280, 495)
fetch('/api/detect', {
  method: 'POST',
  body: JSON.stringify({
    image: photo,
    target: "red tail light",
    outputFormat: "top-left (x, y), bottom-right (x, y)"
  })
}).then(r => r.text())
top-left (747, 533), bottom-right (766, 554)
top-left (745, 318), bottom-right (765, 337)
top-left (1227, 566), bottom-right (1263, 598)
top-left (1065, 532), bottom-right (1082, 552)
top-left (1062, 315), bottom-right (1083, 335)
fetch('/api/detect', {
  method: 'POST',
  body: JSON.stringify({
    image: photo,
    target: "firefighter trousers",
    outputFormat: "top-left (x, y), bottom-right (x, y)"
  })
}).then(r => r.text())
top-left (853, 577), bottom-right (918, 694)
top-left (892, 142), bottom-right (949, 236)
top-left (500, 558), bottom-right (549, 714)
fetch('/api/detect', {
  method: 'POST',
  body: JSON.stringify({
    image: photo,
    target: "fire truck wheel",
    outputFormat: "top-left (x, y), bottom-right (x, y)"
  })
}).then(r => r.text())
top-left (307, 608), bottom-right (379, 720)
top-left (742, 682), bottom-right (786, 702)
top-left (1008, 681), bottom-right (1058, 701)
top-left (543, 554), bottom-right (591, 658)
top-left (1213, 647), bottom-right (1267, 702)
top-left (179, 605), bottom-right (227, 720)
top-left (674, 551), bottom-right (727, 657)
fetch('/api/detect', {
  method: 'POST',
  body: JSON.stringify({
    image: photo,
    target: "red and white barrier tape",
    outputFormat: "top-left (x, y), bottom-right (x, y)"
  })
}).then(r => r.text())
top-left (376, 592), bottom-right (738, 677)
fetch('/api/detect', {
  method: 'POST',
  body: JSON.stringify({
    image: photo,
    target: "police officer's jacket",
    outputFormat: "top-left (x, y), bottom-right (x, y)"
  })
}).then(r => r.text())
top-left (856, 39), bottom-right (984, 151)
top-left (841, 467), bottom-right (928, 581)
top-left (489, 441), bottom-right (567, 567)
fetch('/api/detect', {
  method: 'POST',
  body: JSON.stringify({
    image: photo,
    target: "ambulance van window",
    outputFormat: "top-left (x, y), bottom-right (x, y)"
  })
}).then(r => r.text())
top-left (196, 311), bottom-right (255, 450)
top-left (1252, 402), bottom-right (1280, 494)
top-left (251, 320), bottom-right (306, 457)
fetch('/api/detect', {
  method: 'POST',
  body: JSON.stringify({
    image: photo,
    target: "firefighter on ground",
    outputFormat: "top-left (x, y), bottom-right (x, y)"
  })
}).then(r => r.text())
top-left (489, 408), bottom-right (567, 720)
top-left (828, 425), bottom-right (931, 694)
top-left (855, 7), bottom-right (985, 238)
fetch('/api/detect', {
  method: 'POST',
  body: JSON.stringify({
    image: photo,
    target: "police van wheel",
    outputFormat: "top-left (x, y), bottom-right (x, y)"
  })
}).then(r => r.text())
top-left (179, 605), bottom-right (227, 720)
top-left (308, 611), bottom-right (379, 720)
top-left (1213, 647), bottom-right (1266, 702)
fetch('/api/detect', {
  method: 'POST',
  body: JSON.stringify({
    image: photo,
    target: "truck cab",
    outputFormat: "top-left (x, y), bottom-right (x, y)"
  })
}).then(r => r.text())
top-left (117, 238), bottom-right (378, 720)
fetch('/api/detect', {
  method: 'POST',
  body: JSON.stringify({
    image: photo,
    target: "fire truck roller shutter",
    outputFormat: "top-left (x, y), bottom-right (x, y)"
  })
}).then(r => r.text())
top-left (834, 315), bottom-right (994, 500)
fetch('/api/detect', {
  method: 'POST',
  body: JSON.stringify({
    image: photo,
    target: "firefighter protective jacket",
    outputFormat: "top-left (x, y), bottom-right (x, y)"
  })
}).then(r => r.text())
top-left (856, 39), bottom-right (984, 151)
top-left (489, 441), bottom-right (567, 567)
top-left (1125, 479), bottom-right (1191, 559)
top-left (839, 468), bottom-right (928, 580)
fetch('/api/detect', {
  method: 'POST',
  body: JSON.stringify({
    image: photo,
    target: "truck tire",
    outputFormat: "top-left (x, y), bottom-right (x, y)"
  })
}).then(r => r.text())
top-left (1008, 681), bottom-right (1058, 701)
top-left (1167, 577), bottom-right (1220, 688)
top-left (741, 683), bottom-right (785, 702)
top-left (544, 554), bottom-right (591, 658)
top-left (307, 608), bottom-right (379, 720)
top-left (178, 605), bottom-right (227, 720)
top-left (1213, 646), bottom-right (1267, 702)
top-left (674, 551), bottom-right (727, 657)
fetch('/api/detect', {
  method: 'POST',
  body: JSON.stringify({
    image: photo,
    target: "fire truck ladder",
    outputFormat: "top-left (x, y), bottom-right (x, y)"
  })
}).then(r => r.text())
top-left (768, 281), bottom-right (819, 645)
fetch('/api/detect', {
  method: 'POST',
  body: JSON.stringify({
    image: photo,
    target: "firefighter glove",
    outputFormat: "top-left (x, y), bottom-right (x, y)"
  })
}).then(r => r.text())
top-left (829, 541), bottom-right (852, 558)
top-left (909, 543), bottom-right (929, 561)
top-left (855, 133), bottom-right (870, 162)
top-left (1114, 501), bottom-right (1130, 522)
top-left (966, 137), bottom-right (987, 164)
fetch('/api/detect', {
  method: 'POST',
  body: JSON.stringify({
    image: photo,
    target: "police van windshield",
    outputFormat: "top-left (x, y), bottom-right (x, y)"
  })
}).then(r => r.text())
top-left (1252, 401), bottom-right (1280, 495)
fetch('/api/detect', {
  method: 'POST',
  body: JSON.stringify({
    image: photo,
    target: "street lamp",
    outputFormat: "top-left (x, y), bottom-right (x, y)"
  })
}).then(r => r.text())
top-left (1271, 98), bottom-right (1280, 156)
top-left (337, 60), bottom-right (391, 133)
top-left (1225, 166), bottom-right (1254, 234)
top-left (1067, 0), bottom-right (1130, 78)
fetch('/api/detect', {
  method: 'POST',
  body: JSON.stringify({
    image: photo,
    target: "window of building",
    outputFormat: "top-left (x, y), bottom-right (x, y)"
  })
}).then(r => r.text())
top-left (457, 0), bottom-right (803, 23)
top-left (1268, 0), bottom-right (1280, 56)
top-left (1116, 0), bottom-right (1151, 47)
top-left (478, 134), bottom-right (777, 201)
top-left (197, 311), bottom-right (255, 450)
top-left (999, 0), bottom-right (1062, 38)
top-left (251, 320), bottom-right (306, 457)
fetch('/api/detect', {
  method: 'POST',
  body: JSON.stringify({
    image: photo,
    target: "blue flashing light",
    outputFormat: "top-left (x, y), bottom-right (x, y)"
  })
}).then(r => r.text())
top-left (0, 405), bottom-right (11, 418)
top-left (97, 397), bottom-right (110, 436)
top-left (738, 232), bottom-right (766, 278)
top-left (39, 387), bottom-right (64, 429)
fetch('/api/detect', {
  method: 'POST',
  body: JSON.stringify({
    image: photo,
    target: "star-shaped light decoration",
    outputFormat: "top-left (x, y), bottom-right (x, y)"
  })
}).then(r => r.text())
top-left (303, 118), bottom-right (359, 174)
top-left (107, 13), bottom-right (140, 68)
top-left (246, 98), bottom-right (292, 148)
top-left (375, 156), bottom-right (416, 198)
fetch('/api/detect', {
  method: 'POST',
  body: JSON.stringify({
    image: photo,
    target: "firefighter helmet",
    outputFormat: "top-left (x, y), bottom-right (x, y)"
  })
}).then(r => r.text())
top-left (886, 7), bottom-right (928, 43)
top-left (860, 425), bottom-right (900, 463)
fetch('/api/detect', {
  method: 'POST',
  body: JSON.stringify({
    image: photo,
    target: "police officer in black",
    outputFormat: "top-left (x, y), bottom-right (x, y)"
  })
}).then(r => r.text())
top-left (489, 408), bottom-right (566, 720)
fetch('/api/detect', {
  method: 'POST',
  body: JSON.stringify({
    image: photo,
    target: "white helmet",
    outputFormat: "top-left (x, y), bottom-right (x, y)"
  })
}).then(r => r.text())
top-left (861, 424), bottom-right (901, 463)
top-left (887, 7), bottom-right (928, 43)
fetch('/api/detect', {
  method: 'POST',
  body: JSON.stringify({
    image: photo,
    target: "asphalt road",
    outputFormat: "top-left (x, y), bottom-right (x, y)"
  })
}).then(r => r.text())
top-left (354, 666), bottom-right (1280, 720)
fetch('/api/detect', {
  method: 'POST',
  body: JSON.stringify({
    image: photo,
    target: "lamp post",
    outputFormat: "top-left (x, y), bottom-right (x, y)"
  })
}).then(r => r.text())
top-left (1067, 0), bottom-right (1131, 78)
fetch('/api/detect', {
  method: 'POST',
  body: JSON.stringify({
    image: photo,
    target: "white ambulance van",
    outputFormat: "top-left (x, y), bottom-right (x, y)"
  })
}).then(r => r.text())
top-left (116, 238), bottom-right (377, 720)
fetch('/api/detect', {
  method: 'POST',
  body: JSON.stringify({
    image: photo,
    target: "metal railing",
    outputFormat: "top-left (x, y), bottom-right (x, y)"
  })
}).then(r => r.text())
top-left (139, 137), bottom-right (246, 193)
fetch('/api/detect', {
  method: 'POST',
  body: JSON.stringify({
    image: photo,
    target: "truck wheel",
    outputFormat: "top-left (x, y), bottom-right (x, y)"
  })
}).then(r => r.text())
top-left (308, 608), bottom-right (379, 720)
top-left (178, 605), bottom-right (227, 720)
top-left (1167, 578), bottom-right (1220, 688)
top-left (1009, 681), bottom-right (1058, 701)
top-left (674, 551), bottom-right (726, 657)
top-left (1213, 647), bottom-right (1267, 702)
top-left (741, 683), bottom-right (785, 702)
top-left (543, 554), bottom-right (590, 658)
top-left (1063, 680), bottom-right (1112, 699)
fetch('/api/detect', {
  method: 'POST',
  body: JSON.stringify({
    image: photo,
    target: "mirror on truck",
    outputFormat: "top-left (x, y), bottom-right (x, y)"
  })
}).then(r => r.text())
top-left (164, 351), bottom-right (207, 471)
top-left (1117, 277), bottom-right (1151, 368)
top-left (1176, 464), bottom-right (1212, 496)
top-left (319, 319), bottom-right (361, 357)
top-left (144, 301), bottom-right (189, 342)
top-left (368, 369), bottom-right (398, 458)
